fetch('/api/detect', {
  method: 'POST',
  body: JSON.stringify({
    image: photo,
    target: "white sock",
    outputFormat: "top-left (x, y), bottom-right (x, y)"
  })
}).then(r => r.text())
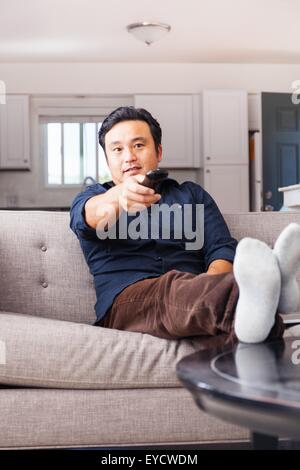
top-left (234, 238), bottom-right (281, 343)
top-left (273, 223), bottom-right (300, 313)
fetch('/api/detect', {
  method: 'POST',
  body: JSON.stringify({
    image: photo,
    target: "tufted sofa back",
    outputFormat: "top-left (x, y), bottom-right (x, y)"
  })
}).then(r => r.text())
top-left (0, 210), bottom-right (300, 324)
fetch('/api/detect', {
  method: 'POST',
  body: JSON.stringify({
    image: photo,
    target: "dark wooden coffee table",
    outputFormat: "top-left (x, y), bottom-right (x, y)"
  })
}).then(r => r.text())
top-left (176, 336), bottom-right (300, 449)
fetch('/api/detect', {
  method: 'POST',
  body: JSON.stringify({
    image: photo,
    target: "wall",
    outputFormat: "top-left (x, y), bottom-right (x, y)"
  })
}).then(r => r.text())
top-left (1, 63), bottom-right (300, 94)
top-left (0, 62), bottom-right (299, 208)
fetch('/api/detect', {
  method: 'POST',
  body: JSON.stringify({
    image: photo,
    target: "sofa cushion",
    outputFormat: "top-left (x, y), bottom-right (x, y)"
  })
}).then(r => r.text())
top-left (0, 211), bottom-right (96, 325)
top-left (0, 311), bottom-right (222, 389)
top-left (0, 387), bottom-right (248, 448)
top-left (0, 311), bottom-right (297, 390)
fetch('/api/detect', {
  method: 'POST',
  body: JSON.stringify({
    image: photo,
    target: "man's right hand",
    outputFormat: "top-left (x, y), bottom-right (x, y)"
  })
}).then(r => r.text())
top-left (118, 174), bottom-right (161, 214)
top-left (85, 174), bottom-right (161, 230)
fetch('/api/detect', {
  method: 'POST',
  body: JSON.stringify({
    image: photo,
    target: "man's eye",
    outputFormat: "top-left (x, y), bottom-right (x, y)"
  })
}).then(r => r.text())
top-left (135, 143), bottom-right (144, 148)
top-left (113, 148), bottom-right (122, 152)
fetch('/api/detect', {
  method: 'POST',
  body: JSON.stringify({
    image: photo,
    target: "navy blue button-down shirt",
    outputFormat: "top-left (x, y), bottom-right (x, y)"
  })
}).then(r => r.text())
top-left (70, 178), bottom-right (237, 324)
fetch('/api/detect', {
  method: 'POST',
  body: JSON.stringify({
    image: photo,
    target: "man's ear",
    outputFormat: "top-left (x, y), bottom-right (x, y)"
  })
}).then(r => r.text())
top-left (157, 144), bottom-right (163, 162)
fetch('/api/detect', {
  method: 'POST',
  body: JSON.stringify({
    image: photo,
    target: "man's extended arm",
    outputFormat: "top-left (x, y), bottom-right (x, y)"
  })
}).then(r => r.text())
top-left (84, 175), bottom-right (161, 230)
top-left (206, 259), bottom-right (233, 275)
top-left (85, 184), bottom-right (123, 230)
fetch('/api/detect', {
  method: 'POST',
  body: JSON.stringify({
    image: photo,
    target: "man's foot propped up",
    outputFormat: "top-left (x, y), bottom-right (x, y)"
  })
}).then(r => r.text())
top-left (273, 223), bottom-right (300, 314)
top-left (234, 238), bottom-right (281, 343)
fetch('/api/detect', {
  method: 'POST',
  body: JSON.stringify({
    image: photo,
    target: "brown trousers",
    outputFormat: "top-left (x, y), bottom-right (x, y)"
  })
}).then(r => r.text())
top-left (98, 270), bottom-right (284, 341)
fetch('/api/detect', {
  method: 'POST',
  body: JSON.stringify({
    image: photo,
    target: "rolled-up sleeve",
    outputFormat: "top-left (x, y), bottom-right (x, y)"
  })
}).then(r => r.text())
top-left (69, 184), bottom-right (107, 239)
top-left (191, 184), bottom-right (237, 270)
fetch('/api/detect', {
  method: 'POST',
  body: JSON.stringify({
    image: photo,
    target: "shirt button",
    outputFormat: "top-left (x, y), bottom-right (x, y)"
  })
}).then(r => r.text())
top-left (156, 257), bottom-right (162, 261)
top-left (42, 282), bottom-right (48, 288)
top-left (41, 246), bottom-right (47, 252)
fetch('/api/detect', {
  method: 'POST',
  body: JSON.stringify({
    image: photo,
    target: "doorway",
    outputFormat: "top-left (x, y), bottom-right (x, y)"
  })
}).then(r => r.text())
top-left (262, 92), bottom-right (300, 211)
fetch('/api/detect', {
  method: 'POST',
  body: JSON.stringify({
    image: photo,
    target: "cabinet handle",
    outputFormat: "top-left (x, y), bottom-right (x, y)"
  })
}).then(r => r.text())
top-left (206, 169), bottom-right (210, 173)
top-left (24, 159), bottom-right (28, 163)
top-left (206, 156), bottom-right (211, 160)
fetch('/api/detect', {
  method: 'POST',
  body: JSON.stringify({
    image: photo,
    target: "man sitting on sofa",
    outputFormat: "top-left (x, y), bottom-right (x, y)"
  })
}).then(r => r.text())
top-left (70, 106), bottom-right (300, 344)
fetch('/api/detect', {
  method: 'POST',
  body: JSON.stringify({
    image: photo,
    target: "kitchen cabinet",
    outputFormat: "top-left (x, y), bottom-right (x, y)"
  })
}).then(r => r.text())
top-left (204, 164), bottom-right (249, 212)
top-left (203, 90), bottom-right (248, 165)
top-left (203, 90), bottom-right (249, 212)
top-left (134, 94), bottom-right (201, 168)
top-left (0, 95), bottom-right (30, 169)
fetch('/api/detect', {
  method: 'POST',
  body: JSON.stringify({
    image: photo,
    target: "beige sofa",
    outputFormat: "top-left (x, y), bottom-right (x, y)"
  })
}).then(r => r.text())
top-left (0, 209), bottom-right (300, 450)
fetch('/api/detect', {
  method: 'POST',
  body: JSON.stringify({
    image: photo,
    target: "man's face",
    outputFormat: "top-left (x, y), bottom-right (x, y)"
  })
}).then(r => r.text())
top-left (104, 120), bottom-right (162, 185)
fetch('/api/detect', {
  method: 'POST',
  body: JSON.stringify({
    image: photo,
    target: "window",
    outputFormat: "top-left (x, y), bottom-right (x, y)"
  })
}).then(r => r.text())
top-left (41, 117), bottom-right (111, 186)
top-left (35, 95), bottom-right (133, 187)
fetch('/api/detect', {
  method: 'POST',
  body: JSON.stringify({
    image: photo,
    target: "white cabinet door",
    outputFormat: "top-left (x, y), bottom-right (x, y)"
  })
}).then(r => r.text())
top-left (203, 90), bottom-right (248, 165)
top-left (204, 165), bottom-right (249, 212)
top-left (0, 95), bottom-right (30, 169)
top-left (134, 94), bottom-right (201, 168)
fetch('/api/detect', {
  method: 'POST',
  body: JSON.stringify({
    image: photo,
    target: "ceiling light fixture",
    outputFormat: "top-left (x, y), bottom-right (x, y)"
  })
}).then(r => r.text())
top-left (126, 22), bottom-right (171, 46)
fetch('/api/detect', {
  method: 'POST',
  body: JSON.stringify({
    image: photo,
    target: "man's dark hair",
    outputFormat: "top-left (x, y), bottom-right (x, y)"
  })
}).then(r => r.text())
top-left (98, 106), bottom-right (162, 155)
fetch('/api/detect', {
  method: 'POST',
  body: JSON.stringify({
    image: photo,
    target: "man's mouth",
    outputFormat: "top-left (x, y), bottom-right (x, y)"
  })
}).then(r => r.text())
top-left (124, 167), bottom-right (141, 173)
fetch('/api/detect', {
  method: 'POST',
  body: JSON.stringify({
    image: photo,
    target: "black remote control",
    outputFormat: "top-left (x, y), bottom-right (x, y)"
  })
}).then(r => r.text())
top-left (140, 169), bottom-right (168, 191)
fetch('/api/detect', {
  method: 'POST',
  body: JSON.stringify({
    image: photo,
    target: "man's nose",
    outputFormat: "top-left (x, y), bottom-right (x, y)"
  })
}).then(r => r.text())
top-left (124, 148), bottom-right (137, 162)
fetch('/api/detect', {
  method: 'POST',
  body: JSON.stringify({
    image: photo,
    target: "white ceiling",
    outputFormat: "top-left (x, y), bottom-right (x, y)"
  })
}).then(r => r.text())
top-left (1, 0), bottom-right (300, 63)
